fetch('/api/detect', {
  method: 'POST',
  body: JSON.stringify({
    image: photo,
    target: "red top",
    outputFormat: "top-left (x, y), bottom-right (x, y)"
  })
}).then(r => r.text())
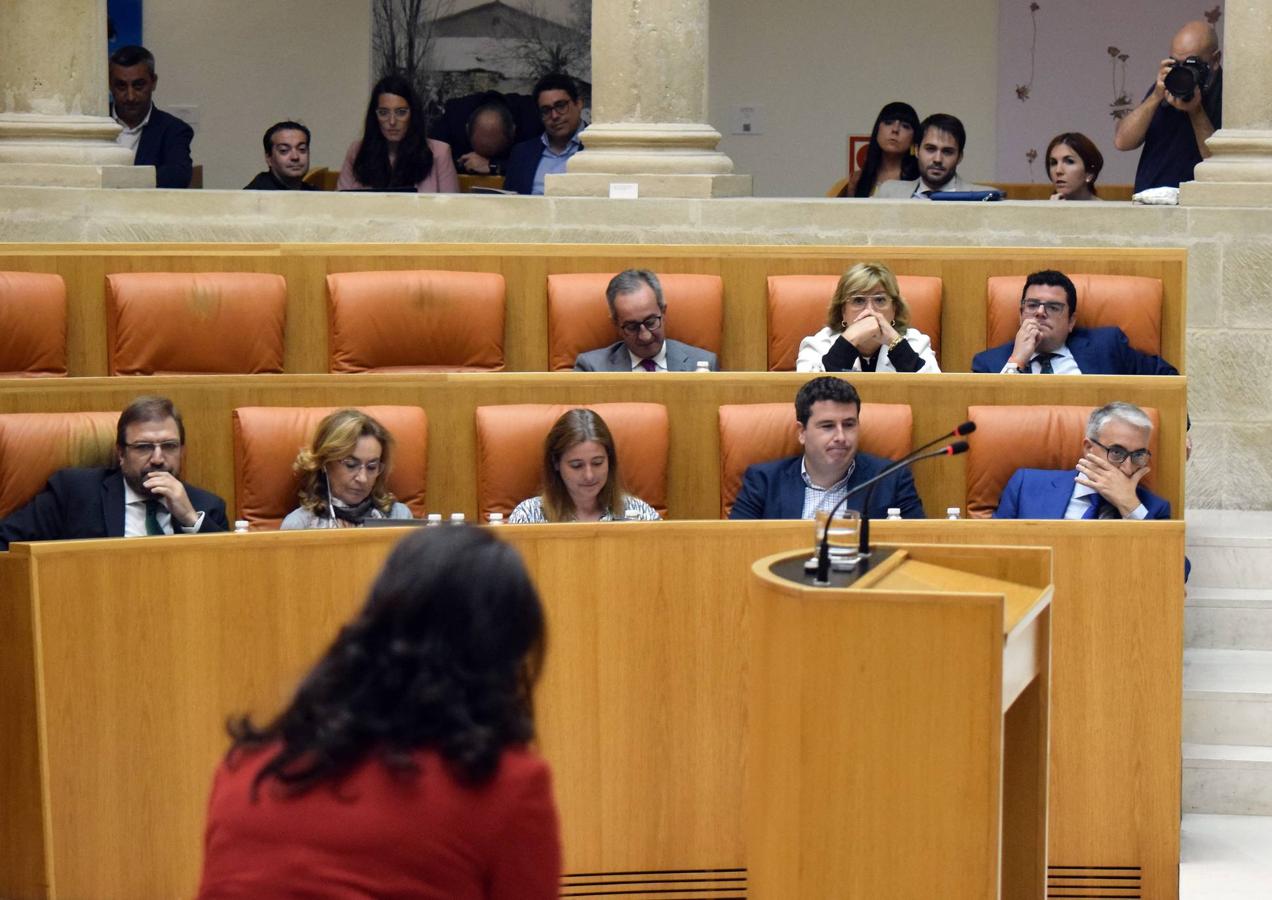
top-left (196, 744), bottom-right (560, 899)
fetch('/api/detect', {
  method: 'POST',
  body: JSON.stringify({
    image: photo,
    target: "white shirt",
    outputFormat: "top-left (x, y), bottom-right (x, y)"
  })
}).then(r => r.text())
top-left (1064, 476), bottom-right (1147, 521)
top-left (1000, 343), bottom-right (1082, 374)
top-left (122, 478), bottom-right (204, 536)
top-left (113, 105), bottom-right (152, 155)
top-left (627, 341), bottom-right (669, 372)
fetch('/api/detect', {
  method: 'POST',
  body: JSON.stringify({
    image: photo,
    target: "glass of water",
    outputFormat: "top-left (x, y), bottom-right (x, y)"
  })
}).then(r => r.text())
top-left (812, 508), bottom-right (862, 569)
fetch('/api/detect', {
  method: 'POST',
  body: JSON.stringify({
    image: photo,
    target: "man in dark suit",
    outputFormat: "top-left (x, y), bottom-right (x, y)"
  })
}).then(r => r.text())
top-left (995, 401), bottom-right (1170, 520)
top-left (574, 269), bottom-right (718, 372)
top-left (109, 45), bottom-right (194, 189)
top-left (0, 396), bottom-right (228, 550)
top-left (972, 269), bottom-right (1178, 375)
top-left (729, 377), bottom-right (925, 520)
top-left (503, 72), bottom-right (585, 195)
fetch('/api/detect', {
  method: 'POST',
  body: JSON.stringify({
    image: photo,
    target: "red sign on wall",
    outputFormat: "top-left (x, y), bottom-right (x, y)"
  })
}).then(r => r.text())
top-left (848, 135), bottom-right (871, 175)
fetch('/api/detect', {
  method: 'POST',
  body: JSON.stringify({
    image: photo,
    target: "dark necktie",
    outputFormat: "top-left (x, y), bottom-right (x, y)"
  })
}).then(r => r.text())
top-left (1082, 494), bottom-right (1119, 520)
top-left (1031, 351), bottom-right (1057, 374)
top-left (144, 498), bottom-right (165, 535)
top-left (639, 358), bottom-right (657, 372)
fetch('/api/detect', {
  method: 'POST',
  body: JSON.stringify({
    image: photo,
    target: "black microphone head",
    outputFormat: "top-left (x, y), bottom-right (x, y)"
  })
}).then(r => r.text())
top-left (948, 440), bottom-right (970, 455)
top-left (954, 421), bottom-right (976, 436)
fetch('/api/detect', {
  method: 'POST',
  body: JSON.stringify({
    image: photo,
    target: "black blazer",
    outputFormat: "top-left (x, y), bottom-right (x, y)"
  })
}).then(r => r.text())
top-left (134, 106), bottom-right (194, 189)
top-left (0, 468), bottom-right (228, 550)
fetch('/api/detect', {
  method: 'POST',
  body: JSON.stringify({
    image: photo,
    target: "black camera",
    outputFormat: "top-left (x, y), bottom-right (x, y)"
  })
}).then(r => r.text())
top-left (1163, 56), bottom-right (1211, 103)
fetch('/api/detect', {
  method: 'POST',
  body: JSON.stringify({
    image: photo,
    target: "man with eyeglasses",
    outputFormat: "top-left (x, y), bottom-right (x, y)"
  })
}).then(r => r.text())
top-left (0, 396), bottom-right (228, 550)
top-left (503, 72), bottom-right (586, 195)
top-left (994, 402), bottom-right (1170, 520)
top-left (574, 269), bottom-right (718, 372)
top-left (972, 270), bottom-right (1179, 375)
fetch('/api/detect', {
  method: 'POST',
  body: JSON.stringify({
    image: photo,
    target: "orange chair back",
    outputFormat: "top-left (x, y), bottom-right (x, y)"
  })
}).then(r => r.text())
top-left (327, 270), bottom-right (506, 372)
top-left (0, 411), bottom-right (119, 517)
top-left (965, 404), bottom-right (1160, 518)
top-left (986, 274), bottom-right (1163, 354)
top-left (232, 406), bottom-right (428, 529)
top-left (105, 273), bottom-right (287, 374)
top-left (717, 402), bottom-right (914, 517)
top-left (546, 273), bottom-right (724, 371)
top-left (474, 403), bottom-right (669, 518)
top-left (0, 272), bottom-right (68, 377)
top-left (766, 274), bottom-right (943, 370)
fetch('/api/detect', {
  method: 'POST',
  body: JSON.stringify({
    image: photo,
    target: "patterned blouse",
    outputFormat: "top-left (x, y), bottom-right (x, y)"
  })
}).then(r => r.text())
top-left (507, 494), bottom-right (660, 524)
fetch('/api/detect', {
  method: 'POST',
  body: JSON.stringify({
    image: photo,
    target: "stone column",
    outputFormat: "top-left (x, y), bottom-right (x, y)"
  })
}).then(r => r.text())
top-left (546, 0), bottom-right (751, 198)
top-left (0, 0), bottom-right (152, 187)
top-left (1180, 1), bottom-right (1272, 207)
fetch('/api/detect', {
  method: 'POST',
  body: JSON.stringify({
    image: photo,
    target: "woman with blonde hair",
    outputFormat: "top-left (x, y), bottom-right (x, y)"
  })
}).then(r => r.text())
top-left (280, 409), bottom-right (412, 529)
top-left (508, 409), bottom-right (660, 523)
top-left (796, 262), bottom-right (941, 373)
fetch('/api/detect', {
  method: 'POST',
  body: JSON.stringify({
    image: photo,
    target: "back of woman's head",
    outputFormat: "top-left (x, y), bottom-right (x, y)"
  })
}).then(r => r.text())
top-left (854, 101), bottom-right (921, 198)
top-left (541, 408), bottom-right (623, 521)
top-left (229, 526), bottom-right (545, 794)
top-left (354, 72), bottom-right (432, 188)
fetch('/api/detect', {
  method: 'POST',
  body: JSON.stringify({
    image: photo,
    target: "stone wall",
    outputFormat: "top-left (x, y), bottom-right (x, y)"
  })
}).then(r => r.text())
top-left (0, 186), bottom-right (1261, 509)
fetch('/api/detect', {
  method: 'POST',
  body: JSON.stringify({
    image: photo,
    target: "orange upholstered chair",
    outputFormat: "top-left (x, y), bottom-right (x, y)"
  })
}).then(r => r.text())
top-left (985, 274), bottom-right (1163, 354)
top-left (326, 270), bottom-right (506, 372)
top-left (232, 406), bottom-right (428, 529)
top-left (546, 273), bottom-right (724, 371)
top-left (717, 402), bottom-right (914, 517)
top-left (0, 411), bottom-right (119, 517)
top-left (0, 272), bottom-right (68, 377)
top-left (964, 404), bottom-right (1161, 519)
top-left (766, 274), bottom-right (943, 371)
top-left (474, 402), bottom-right (669, 519)
top-left (105, 272), bottom-right (287, 375)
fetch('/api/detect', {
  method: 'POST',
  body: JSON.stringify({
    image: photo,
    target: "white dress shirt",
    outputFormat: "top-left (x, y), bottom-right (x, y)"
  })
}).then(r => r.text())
top-left (122, 479), bottom-right (205, 536)
top-left (1001, 343), bottom-right (1082, 374)
top-left (112, 105), bottom-right (152, 155)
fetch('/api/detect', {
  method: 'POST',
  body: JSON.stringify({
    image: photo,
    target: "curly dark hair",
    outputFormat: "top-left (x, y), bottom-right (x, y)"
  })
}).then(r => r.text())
top-left (353, 73), bottom-right (434, 189)
top-left (226, 526), bottom-right (545, 798)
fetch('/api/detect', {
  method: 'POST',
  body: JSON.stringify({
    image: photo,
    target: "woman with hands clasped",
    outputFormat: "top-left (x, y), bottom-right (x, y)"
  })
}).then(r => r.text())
top-left (796, 262), bottom-right (941, 373)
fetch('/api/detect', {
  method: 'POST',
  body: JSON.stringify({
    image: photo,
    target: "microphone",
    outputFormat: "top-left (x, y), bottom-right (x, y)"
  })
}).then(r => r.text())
top-left (812, 428), bottom-right (973, 586)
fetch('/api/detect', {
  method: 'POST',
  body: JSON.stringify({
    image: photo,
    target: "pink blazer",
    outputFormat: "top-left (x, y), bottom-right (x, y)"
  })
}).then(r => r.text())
top-left (337, 138), bottom-right (459, 193)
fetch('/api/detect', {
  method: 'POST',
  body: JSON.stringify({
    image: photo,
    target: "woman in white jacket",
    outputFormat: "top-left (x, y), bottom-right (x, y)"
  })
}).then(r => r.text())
top-left (796, 262), bottom-right (941, 374)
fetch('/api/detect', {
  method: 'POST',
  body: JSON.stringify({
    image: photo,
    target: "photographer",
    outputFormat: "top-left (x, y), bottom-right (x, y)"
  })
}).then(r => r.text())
top-left (1114, 20), bottom-right (1222, 193)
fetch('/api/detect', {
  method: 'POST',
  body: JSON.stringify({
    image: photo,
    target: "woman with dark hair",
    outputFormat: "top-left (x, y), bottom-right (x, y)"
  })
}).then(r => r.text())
top-left (280, 408), bottom-right (412, 529)
top-left (796, 262), bottom-right (940, 373)
top-left (842, 101), bottom-right (921, 198)
top-left (508, 408), bottom-right (660, 523)
top-left (196, 526), bottom-right (560, 898)
top-left (1046, 132), bottom-right (1104, 201)
top-left (338, 73), bottom-right (459, 192)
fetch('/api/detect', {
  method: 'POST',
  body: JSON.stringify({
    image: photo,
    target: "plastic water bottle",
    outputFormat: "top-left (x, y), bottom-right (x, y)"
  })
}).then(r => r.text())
top-left (233, 519), bottom-right (250, 533)
top-left (946, 507), bottom-right (961, 520)
top-left (450, 512), bottom-right (466, 525)
top-left (885, 508), bottom-right (902, 521)
top-left (426, 513), bottom-right (443, 526)
top-left (487, 512), bottom-right (504, 525)
top-left (695, 360), bottom-right (711, 372)
top-left (624, 508), bottom-right (642, 521)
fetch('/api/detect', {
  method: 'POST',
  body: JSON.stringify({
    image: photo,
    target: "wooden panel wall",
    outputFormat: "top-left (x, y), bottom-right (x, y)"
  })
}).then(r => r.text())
top-left (0, 372), bottom-right (1189, 522)
top-left (0, 244), bottom-right (1188, 376)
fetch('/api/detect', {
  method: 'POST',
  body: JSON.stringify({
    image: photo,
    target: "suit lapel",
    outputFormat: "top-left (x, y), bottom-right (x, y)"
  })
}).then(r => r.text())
top-left (664, 340), bottom-right (687, 372)
top-left (1048, 470), bottom-right (1079, 519)
top-left (780, 459), bottom-right (806, 519)
top-left (1066, 329), bottom-right (1100, 374)
top-left (103, 471), bottom-right (126, 537)
top-left (606, 344), bottom-right (630, 372)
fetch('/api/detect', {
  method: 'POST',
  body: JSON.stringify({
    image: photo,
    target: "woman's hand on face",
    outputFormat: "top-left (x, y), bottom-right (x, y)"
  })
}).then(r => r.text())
top-left (869, 308), bottom-right (901, 346)
top-left (843, 309), bottom-right (883, 354)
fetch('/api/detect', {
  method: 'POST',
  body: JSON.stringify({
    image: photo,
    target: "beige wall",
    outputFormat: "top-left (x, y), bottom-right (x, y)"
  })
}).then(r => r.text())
top-left (144, 0), bottom-right (372, 189)
top-left (708, 0), bottom-right (999, 197)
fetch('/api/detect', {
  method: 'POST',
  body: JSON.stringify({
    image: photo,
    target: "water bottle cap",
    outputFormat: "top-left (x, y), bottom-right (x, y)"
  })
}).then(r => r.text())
top-left (487, 512), bottom-right (504, 522)
top-left (427, 512), bottom-right (443, 522)
top-left (450, 513), bottom-right (466, 522)
top-left (233, 519), bottom-right (250, 531)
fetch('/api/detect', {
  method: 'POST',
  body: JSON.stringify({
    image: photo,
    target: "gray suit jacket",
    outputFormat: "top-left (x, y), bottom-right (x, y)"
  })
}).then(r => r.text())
top-left (574, 339), bottom-right (718, 372)
top-left (874, 174), bottom-right (993, 198)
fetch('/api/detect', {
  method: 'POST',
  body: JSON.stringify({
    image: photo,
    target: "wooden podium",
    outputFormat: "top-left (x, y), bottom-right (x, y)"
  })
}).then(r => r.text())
top-left (747, 543), bottom-right (1052, 900)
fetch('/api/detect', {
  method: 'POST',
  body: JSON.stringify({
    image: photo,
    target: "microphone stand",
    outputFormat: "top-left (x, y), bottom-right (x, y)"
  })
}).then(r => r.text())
top-left (813, 440), bottom-right (969, 586)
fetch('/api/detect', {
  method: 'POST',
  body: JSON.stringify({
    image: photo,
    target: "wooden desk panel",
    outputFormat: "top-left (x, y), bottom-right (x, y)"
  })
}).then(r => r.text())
top-left (0, 372), bottom-right (1189, 524)
top-left (0, 243), bottom-right (1187, 376)
top-left (0, 520), bottom-right (1183, 899)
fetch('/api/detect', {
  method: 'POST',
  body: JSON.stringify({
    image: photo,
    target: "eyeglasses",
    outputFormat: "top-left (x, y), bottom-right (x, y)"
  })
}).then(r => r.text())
top-left (338, 457), bottom-right (382, 476)
top-left (617, 314), bottom-right (663, 336)
top-left (125, 440), bottom-right (181, 456)
top-left (1090, 438), bottom-right (1151, 468)
top-left (847, 294), bottom-right (892, 309)
top-left (538, 99), bottom-right (573, 119)
top-left (375, 107), bottom-right (410, 121)
top-left (1021, 300), bottom-right (1068, 316)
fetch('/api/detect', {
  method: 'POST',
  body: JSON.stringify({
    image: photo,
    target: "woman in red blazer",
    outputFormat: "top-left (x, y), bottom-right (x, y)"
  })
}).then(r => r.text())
top-left (196, 526), bottom-right (560, 899)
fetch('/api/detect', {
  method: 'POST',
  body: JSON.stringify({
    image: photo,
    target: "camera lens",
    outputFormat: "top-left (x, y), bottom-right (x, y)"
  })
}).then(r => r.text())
top-left (1163, 64), bottom-right (1197, 101)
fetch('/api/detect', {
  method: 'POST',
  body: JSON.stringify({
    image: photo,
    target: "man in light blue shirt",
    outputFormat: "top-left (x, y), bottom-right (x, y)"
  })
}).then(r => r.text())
top-left (503, 73), bottom-right (585, 195)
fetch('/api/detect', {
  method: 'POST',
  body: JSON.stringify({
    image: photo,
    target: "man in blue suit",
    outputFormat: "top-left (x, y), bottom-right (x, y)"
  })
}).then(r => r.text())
top-left (503, 72), bottom-right (585, 195)
top-left (574, 269), bottom-right (718, 372)
top-left (971, 270), bottom-right (1178, 375)
top-left (730, 377), bottom-right (925, 520)
top-left (109, 45), bottom-right (194, 189)
top-left (995, 401), bottom-right (1170, 520)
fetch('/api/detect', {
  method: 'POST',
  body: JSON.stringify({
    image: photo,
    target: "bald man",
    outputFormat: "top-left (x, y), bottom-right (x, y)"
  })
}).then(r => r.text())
top-left (1114, 20), bottom-right (1222, 192)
